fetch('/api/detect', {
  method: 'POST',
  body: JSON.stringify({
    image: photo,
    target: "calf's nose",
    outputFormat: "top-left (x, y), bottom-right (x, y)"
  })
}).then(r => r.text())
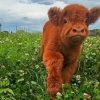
top-left (72, 27), bottom-right (85, 33)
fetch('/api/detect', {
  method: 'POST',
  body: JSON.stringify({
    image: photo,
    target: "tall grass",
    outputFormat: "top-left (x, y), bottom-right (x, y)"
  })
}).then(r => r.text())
top-left (0, 31), bottom-right (100, 100)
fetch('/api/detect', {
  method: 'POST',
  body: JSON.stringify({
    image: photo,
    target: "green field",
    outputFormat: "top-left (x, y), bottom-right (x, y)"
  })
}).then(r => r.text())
top-left (0, 31), bottom-right (100, 100)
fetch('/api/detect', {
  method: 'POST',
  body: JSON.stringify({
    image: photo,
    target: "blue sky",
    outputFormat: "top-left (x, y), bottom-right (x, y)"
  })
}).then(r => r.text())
top-left (0, 0), bottom-right (100, 32)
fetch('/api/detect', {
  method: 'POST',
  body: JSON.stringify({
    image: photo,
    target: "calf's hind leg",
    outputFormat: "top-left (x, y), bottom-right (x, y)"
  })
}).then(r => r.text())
top-left (43, 50), bottom-right (64, 100)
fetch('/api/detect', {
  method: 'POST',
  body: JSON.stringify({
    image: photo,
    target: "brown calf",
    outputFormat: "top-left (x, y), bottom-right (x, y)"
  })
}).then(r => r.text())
top-left (41, 4), bottom-right (100, 100)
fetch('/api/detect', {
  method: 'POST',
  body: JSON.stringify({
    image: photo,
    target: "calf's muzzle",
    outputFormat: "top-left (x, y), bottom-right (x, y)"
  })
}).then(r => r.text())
top-left (70, 35), bottom-right (85, 45)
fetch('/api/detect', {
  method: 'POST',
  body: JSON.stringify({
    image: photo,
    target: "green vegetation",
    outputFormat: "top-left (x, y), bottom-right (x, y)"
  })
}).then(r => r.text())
top-left (0, 31), bottom-right (100, 100)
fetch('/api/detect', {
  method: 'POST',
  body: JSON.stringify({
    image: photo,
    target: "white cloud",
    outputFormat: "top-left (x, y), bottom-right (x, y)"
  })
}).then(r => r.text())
top-left (0, 0), bottom-right (66, 23)
top-left (89, 19), bottom-right (100, 29)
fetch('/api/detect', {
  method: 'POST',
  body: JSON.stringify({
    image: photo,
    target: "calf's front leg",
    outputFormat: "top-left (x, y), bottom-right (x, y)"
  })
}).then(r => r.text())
top-left (62, 62), bottom-right (78, 83)
top-left (43, 50), bottom-right (64, 100)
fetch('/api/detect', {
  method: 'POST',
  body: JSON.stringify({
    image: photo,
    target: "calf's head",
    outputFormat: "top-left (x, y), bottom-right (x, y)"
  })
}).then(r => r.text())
top-left (48, 4), bottom-right (100, 46)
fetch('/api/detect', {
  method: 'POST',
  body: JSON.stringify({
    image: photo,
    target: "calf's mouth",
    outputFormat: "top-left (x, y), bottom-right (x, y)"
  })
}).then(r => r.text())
top-left (70, 35), bottom-right (85, 45)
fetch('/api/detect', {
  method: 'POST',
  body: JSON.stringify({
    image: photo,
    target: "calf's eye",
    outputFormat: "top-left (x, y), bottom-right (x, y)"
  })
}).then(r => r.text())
top-left (63, 18), bottom-right (68, 24)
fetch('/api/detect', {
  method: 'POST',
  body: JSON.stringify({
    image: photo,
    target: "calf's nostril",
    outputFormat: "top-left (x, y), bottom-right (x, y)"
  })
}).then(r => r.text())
top-left (72, 29), bottom-right (77, 33)
top-left (81, 29), bottom-right (85, 33)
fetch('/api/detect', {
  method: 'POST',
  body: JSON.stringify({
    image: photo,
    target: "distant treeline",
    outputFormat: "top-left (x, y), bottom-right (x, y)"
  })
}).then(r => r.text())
top-left (0, 30), bottom-right (41, 34)
top-left (89, 29), bottom-right (100, 36)
top-left (0, 29), bottom-right (100, 36)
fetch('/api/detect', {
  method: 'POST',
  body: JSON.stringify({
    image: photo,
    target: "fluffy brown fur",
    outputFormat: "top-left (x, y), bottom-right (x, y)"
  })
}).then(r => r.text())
top-left (41, 4), bottom-right (100, 100)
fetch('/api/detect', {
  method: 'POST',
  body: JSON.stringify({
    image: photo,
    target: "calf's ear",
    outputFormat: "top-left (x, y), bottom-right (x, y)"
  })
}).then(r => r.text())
top-left (88, 7), bottom-right (100, 25)
top-left (48, 7), bottom-right (61, 26)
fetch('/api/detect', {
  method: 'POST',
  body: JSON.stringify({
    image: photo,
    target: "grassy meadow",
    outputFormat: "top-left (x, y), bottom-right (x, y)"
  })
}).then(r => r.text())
top-left (0, 30), bottom-right (100, 100)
